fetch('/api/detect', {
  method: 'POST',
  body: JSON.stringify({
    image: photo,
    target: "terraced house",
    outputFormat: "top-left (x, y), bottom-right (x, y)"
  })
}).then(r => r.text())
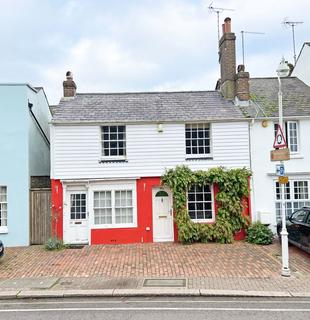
top-left (248, 77), bottom-right (310, 233)
top-left (50, 17), bottom-right (310, 245)
top-left (0, 84), bottom-right (51, 246)
top-left (50, 19), bottom-right (254, 245)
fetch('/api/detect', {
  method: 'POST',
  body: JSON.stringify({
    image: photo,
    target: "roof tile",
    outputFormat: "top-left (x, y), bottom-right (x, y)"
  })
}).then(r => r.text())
top-left (52, 90), bottom-right (244, 123)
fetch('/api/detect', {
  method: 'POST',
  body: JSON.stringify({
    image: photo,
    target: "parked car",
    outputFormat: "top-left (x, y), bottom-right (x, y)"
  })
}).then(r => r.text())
top-left (0, 240), bottom-right (3, 258)
top-left (277, 207), bottom-right (310, 254)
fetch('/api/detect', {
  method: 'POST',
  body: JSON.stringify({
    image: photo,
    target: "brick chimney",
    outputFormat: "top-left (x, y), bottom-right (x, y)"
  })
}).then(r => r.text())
top-left (63, 71), bottom-right (76, 98)
top-left (219, 17), bottom-right (236, 100)
top-left (235, 64), bottom-right (250, 101)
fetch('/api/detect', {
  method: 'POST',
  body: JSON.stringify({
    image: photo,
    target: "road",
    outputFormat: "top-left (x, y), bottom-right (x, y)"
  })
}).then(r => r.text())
top-left (0, 296), bottom-right (309, 319)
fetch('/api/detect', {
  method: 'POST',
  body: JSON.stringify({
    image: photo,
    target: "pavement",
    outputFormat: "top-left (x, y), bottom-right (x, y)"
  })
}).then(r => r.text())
top-left (0, 241), bottom-right (309, 299)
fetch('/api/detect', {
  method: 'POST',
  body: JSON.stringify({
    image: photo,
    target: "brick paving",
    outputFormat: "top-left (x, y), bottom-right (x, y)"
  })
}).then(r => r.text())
top-left (0, 241), bottom-right (308, 281)
top-left (260, 242), bottom-right (310, 276)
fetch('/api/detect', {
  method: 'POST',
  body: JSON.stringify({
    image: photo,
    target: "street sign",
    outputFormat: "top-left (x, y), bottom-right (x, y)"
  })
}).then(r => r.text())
top-left (278, 176), bottom-right (289, 184)
top-left (276, 164), bottom-right (285, 176)
top-left (273, 125), bottom-right (287, 148)
top-left (270, 148), bottom-right (290, 161)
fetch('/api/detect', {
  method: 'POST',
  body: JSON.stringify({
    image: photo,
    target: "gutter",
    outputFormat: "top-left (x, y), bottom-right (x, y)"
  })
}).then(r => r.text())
top-left (28, 101), bottom-right (50, 146)
top-left (0, 83), bottom-right (38, 93)
top-left (51, 118), bottom-right (252, 126)
top-left (251, 115), bottom-right (310, 121)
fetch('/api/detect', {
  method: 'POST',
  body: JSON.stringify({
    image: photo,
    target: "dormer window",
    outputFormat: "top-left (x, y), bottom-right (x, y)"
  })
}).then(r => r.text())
top-left (101, 125), bottom-right (126, 159)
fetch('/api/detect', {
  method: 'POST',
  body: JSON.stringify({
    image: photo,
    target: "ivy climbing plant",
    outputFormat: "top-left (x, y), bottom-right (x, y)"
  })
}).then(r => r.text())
top-left (161, 165), bottom-right (251, 244)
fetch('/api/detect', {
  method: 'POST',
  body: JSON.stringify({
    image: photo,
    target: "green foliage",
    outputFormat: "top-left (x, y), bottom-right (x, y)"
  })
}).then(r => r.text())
top-left (162, 165), bottom-right (251, 244)
top-left (45, 237), bottom-right (66, 251)
top-left (246, 222), bottom-right (274, 245)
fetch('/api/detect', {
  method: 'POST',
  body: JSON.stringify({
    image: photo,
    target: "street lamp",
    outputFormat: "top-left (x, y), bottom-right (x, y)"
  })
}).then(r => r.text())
top-left (276, 57), bottom-right (291, 277)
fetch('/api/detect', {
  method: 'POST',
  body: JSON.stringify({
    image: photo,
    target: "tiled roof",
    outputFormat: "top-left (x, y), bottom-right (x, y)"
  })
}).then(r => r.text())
top-left (49, 105), bottom-right (58, 116)
top-left (52, 90), bottom-right (244, 123)
top-left (248, 77), bottom-right (310, 118)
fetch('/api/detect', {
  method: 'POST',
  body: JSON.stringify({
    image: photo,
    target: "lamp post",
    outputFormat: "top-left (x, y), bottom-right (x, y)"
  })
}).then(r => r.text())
top-left (276, 57), bottom-right (291, 277)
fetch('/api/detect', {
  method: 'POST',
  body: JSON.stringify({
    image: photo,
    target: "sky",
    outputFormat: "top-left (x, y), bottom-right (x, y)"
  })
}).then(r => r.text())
top-left (0, 0), bottom-right (309, 105)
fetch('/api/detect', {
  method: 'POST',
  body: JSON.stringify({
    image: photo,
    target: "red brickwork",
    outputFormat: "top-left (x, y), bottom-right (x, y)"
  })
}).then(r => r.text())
top-left (0, 242), bottom-right (308, 279)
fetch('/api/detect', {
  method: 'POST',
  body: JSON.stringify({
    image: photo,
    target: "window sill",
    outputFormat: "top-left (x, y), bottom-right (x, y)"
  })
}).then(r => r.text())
top-left (99, 159), bottom-right (128, 164)
top-left (191, 219), bottom-right (215, 224)
top-left (290, 154), bottom-right (304, 159)
top-left (0, 227), bottom-right (8, 234)
top-left (186, 157), bottom-right (213, 161)
top-left (92, 223), bottom-right (137, 229)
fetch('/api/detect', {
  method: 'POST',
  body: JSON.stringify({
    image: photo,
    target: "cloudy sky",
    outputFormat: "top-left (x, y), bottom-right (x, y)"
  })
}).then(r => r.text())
top-left (0, 0), bottom-right (308, 104)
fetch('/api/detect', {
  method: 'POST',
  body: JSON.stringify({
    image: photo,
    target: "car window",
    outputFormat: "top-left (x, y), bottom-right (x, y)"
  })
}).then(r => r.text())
top-left (291, 209), bottom-right (307, 223)
top-left (305, 213), bottom-right (310, 225)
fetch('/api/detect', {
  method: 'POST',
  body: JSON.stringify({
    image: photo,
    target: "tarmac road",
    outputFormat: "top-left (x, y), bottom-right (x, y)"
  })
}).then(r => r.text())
top-left (0, 296), bottom-right (309, 320)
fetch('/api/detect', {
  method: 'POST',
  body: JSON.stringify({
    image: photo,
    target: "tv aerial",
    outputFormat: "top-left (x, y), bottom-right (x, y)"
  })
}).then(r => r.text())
top-left (282, 18), bottom-right (303, 65)
top-left (208, 2), bottom-right (234, 42)
top-left (241, 31), bottom-right (265, 66)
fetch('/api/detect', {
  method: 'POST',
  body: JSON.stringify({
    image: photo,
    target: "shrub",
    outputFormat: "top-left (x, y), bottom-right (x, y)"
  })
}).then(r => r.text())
top-left (162, 165), bottom-right (251, 244)
top-left (246, 222), bottom-right (273, 245)
top-left (45, 237), bottom-right (66, 251)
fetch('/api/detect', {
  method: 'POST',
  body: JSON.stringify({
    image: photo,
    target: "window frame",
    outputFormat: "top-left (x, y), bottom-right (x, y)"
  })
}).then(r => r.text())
top-left (286, 121), bottom-right (299, 154)
top-left (100, 125), bottom-right (127, 161)
top-left (274, 121), bottom-right (299, 154)
top-left (185, 123), bottom-right (212, 159)
top-left (274, 179), bottom-right (310, 221)
top-left (186, 184), bottom-right (215, 223)
top-left (69, 192), bottom-right (87, 220)
top-left (90, 183), bottom-right (137, 229)
top-left (0, 186), bottom-right (8, 233)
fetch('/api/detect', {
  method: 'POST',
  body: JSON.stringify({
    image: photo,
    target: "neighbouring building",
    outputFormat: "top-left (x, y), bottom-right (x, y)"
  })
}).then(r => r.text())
top-left (292, 42), bottom-right (310, 86)
top-left (217, 31), bottom-right (310, 232)
top-left (51, 24), bottom-right (252, 246)
top-left (248, 77), bottom-right (310, 232)
top-left (0, 84), bottom-right (51, 246)
top-left (214, 20), bottom-right (310, 233)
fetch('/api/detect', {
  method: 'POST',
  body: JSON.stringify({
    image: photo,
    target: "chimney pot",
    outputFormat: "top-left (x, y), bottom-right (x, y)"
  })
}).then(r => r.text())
top-left (66, 71), bottom-right (73, 80)
top-left (237, 64), bottom-right (245, 72)
top-left (63, 71), bottom-right (77, 98)
top-left (224, 17), bottom-right (231, 33)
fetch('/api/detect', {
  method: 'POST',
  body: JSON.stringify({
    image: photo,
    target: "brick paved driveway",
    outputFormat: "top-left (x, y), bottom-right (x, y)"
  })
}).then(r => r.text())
top-left (0, 241), bottom-right (309, 280)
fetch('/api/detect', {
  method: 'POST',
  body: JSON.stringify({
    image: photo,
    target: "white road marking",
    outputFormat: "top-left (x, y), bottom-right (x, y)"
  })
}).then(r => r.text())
top-left (0, 299), bottom-right (309, 306)
top-left (0, 307), bottom-right (310, 313)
